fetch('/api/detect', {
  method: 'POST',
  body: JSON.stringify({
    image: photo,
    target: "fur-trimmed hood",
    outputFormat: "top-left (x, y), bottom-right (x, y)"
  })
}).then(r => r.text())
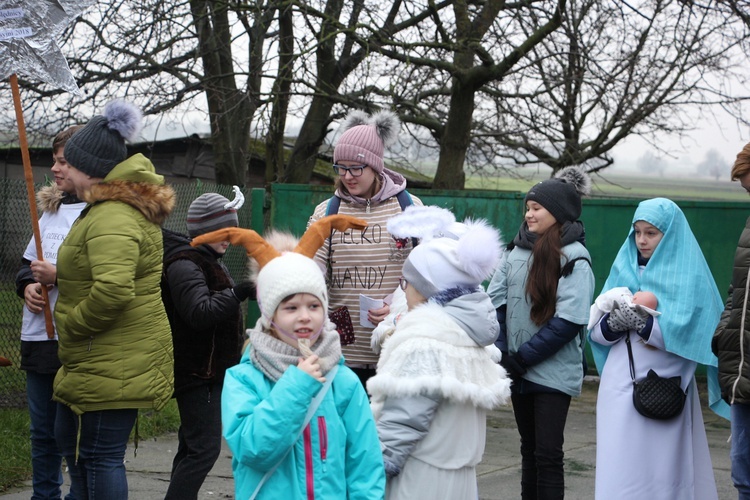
top-left (82, 153), bottom-right (175, 225)
top-left (36, 184), bottom-right (66, 214)
top-left (367, 302), bottom-right (511, 418)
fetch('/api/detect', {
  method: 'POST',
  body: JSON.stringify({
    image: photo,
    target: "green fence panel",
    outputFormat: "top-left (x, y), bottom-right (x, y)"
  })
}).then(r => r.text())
top-left (581, 198), bottom-right (748, 299)
top-left (267, 184), bottom-right (750, 378)
top-left (270, 184), bottom-right (748, 299)
top-left (269, 183), bottom-right (527, 239)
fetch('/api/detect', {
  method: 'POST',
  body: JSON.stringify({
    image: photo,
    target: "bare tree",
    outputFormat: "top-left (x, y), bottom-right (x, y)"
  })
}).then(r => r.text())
top-left (12, 0), bottom-right (281, 185)
top-left (476, 0), bottom-right (749, 176)
top-left (5, 0), bottom-right (750, 190)
top-left (696, 148), bottom-right (729, 180)
top-left (359, 0), bottom-right (568, 188)
top-left (280, 0), bottom-right (456, 184)
top-left (637, 151), bottom-right (666, 177)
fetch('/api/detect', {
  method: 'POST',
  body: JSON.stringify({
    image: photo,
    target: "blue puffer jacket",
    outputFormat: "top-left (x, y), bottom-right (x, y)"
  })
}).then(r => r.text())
top-left (222, 346), bottom-right (385, 499)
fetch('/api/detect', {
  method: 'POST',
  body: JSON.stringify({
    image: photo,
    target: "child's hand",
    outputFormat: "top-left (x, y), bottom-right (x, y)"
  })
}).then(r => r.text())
top-left (368, 303), bottom-right (391, 326)
top-left (298, 354), bottom-right (325, 383)
top-left (23, 283), bottom-right (46, 314)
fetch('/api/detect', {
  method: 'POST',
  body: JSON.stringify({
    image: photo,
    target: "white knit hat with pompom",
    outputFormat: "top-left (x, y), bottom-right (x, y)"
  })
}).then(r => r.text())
top-left (389, 206), bottom-right (503, 300)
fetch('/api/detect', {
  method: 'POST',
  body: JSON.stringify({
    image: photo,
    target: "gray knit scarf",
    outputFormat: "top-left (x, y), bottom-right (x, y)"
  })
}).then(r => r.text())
top-left (513, 220), bottom-right (585, 250)
top-left (248, 326), bottom-right (342, 382)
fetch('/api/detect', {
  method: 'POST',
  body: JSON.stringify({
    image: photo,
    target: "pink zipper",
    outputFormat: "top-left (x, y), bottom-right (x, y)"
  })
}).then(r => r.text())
top-left (318, 416), bottom-right (328, 462)
top-left (304, 425), bottom-right (314, 499)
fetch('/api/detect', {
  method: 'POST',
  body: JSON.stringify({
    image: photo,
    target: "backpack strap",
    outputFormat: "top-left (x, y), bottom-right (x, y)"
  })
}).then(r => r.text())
top-left (561, 256), bottom-right (591, 278)
top-left (325, 195), bottom-right (342, 216)
top-left (326, 191), bottom-right (416, 247)
top-left (396, 190), bottom-right (414, 211)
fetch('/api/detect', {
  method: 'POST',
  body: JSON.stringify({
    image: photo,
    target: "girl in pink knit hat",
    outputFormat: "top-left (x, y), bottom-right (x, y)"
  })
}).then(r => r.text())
top-left (308, 109), bottom-right (422, 387)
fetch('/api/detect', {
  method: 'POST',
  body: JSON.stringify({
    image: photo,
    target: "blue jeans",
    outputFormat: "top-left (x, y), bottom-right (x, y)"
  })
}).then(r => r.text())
top-left (164, 383), bottom-right (223, 500)
top-left (26, 371), bottom-right (74, 500)
top-left (511, 391), bottom-right (571, 500)
top-left (54, 404), bottom-right (137, 500)
top-left (732, 403), bottom-right (750, 499)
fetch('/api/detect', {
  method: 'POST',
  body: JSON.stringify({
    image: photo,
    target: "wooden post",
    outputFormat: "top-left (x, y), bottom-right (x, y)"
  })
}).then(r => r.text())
top-left (10, 74), bottom-right (55, 339)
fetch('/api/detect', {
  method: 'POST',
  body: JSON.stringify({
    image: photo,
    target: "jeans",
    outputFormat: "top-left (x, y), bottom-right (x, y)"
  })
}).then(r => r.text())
top-left (511, 391), bottom-right (571, 500)
top-left (54, 404), bottom-right (137, 500)
top-left (26, 371), bottom-right (74, 500)
top-left (164, 383), bottom-right (223, 500)
top-left (732, 403), bottom-right (750, 499)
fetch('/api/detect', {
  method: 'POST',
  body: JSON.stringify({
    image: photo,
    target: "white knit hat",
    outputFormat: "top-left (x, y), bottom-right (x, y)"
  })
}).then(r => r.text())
top-left (256, 253), bottom-right (328, 329)
top-left (389, 206), bottom-right (502, 300)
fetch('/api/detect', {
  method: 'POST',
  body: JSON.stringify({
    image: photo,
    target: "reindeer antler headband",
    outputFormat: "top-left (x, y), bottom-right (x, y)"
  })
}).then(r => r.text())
top-left (190, 214), bottom-right (367, 268)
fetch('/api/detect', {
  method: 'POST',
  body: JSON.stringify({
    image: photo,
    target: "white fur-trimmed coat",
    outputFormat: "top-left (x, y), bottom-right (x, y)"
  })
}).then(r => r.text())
top-left (367, 300), bottom-right (510, 499)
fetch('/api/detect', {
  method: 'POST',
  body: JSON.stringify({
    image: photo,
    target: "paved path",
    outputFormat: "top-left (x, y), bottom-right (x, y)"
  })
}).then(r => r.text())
top-left (1, 378), bottom-right (735, 499)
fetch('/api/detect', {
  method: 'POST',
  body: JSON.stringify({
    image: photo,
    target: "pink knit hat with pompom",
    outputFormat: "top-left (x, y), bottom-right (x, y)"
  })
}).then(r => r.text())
top-left (333, 110), bottom-right (400, 174)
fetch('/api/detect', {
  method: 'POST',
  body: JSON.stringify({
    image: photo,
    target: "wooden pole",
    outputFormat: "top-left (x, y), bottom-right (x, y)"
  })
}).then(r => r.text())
top-left (10, 74), bottom-right (55, 339)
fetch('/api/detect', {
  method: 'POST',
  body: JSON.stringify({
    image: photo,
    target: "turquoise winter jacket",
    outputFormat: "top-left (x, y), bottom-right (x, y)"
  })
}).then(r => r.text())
top-left (222, 346), bottom-right (385, 499)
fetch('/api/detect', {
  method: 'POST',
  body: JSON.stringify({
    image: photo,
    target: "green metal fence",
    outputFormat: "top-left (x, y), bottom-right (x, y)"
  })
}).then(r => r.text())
top-left (268, 183), bottom-right (748, 298)
top-left (1, 180), bottom-right (747, 406)
top-left (267, 183), bottom-right (749, 378)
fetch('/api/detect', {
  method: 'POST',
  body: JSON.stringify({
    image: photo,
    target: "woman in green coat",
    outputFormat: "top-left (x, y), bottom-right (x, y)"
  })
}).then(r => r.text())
top-left (50, 101), bottom-right (175, 500)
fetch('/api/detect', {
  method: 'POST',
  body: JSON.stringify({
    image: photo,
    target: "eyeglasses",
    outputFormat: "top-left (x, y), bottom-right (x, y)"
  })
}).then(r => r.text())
top-left (399, 276), bottom-right (408, 291)
top-left (332, 164), bottom-right (368, 177)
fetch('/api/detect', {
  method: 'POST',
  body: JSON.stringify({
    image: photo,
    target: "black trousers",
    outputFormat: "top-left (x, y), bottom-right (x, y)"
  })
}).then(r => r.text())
top-left (165, 382), bottom-right (223, 500)
top-left (511, 391), bottom-right (572, 500)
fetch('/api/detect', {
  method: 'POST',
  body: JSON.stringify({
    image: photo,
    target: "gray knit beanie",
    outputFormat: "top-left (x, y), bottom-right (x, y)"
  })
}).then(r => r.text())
top-left (524, 166), bottom-right (592, 224)
top-left (187, 193), bottom-right (239, 237)
top-left (64, 100), bottom-right (142, 178)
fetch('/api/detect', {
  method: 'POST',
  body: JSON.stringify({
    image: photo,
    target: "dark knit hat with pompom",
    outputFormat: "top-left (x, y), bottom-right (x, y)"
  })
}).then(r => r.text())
top-left (525, 166), bottom-right (592, 223)
top-left (64, 100), bottom-right (142, 179)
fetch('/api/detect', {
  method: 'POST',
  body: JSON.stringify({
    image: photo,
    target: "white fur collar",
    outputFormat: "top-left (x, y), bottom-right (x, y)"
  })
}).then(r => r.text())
top-left (367, 303), bottom-right (511, 418)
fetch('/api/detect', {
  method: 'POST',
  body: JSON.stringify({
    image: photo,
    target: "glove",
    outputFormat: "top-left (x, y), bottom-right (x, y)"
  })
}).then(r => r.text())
top-left (600, 313), bottom-right (627, 341)
top-left (232, 281), bottom-right (255, 302)
top-left (500, 351), bottom-right (527, 379)
top-left (607, 299), bottom-right (649, 333)
top-left (384, 459), bottom-right (401, 478)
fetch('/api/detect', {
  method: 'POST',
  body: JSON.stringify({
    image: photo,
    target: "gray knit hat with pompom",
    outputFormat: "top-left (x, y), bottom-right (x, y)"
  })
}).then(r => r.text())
top-left (64, 100), bottom-right (143, 178)
top-left (525, 166), bottom-right (592, 223)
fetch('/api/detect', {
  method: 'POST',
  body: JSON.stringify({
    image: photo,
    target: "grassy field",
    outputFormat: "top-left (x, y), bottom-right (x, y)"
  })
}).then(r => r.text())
top-left (465, 170), bottom-right (747, 202)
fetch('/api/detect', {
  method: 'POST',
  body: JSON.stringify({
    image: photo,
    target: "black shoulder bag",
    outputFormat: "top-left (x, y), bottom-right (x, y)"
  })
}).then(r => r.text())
top-left (624, 333), bottom-right (687, 420)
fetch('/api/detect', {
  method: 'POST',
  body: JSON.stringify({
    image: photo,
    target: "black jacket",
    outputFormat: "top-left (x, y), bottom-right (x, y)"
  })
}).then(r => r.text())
top-left (161, 228), bottom-right (244, 395)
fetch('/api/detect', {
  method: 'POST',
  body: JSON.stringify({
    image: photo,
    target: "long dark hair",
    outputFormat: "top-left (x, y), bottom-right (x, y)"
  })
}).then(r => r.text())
top-left (526, 222), bottom-right (563, 325)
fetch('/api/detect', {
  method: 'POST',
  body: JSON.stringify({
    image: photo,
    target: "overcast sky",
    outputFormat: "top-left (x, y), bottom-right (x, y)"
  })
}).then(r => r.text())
top-left (610, 106), bottom-right (747, 177)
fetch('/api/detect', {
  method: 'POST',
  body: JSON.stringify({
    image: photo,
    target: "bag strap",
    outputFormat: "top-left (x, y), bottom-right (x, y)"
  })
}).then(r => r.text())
top-left (561, 256), bottom-right (591, 278)
top-left (395, 190), bottom-right (413, 211)
top-left (326, 190), bottom-right (413, 216)
top-left (624, 333), bottom-right (637, 383)
top-left (249, 364), bottom-right (340, 500)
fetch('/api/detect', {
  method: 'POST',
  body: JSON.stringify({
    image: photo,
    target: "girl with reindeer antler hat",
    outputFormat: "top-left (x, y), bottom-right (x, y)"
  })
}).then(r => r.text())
top-left (191, 214), bottom-right (386, 500)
